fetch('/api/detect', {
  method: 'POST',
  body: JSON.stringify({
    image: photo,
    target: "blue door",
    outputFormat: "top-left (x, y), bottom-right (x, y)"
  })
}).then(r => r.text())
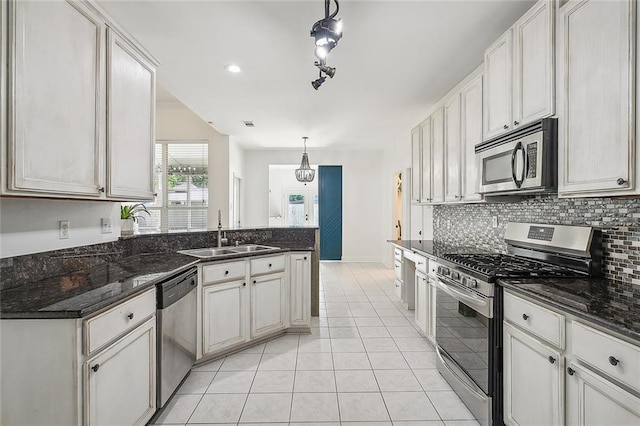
top-left (318, 166), bottom-right (342, 260)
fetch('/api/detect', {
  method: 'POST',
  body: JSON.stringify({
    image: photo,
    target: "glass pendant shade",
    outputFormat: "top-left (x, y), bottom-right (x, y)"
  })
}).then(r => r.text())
top-left (295, 138), bottom-right (315, 182)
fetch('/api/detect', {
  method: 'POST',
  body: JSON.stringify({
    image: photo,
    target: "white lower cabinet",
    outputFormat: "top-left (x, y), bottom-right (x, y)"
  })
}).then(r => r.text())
top-left (415, 270), bottom-right (428, 335)
top-left (566, 363), bottom-right (640, 426)
top-left (202, 280), bottom-right (247, 355)
top-left (503, 321), bottom-right (563, 426)
top-left (427, 277), bottom-right (436, 345)
top-left (251, 272), bottom-right (286, 338)
top-left (85, 317), bottom-right (156, 426)
top-left (289, 253), bottom-right (311, 329)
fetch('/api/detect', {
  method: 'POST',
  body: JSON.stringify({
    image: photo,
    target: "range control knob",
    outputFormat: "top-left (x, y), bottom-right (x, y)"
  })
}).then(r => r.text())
top-left (451, 271), bottom-right (460, 280)
top-left (441, 267), bottom-right (450, 276)
top-left (469, 279), bottom-right (478, 288)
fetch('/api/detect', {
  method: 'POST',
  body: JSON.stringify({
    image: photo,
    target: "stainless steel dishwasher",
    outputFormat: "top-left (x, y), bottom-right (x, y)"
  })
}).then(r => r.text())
top-left (157, 267), bottom-right (197, 408)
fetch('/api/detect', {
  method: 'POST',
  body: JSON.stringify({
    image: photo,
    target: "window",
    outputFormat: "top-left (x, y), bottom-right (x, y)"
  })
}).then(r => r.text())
top-left (138, 141), bottom-right (208, 233)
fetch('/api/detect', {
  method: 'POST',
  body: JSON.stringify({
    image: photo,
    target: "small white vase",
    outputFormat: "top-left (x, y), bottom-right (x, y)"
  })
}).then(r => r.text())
top-left (121, 219), bottom-right (134, 236)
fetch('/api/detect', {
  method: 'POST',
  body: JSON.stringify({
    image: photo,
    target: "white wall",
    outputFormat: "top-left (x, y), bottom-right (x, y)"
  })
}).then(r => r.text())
top-left (156, 101), bottom-right (230, 228)
top-left (0, 198), bottom-right (120, 258)
top-left (229, 137), bottom-right (245, 227)
top-left (243, 149), bottom-right (386, 262)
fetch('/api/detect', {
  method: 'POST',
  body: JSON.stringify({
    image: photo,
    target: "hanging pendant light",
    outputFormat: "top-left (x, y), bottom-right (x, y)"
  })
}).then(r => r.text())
top-left (295, 137), bottom-right (315, 183)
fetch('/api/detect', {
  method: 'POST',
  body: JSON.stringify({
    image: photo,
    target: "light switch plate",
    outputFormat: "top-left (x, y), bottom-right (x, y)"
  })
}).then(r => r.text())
top-left (101, 218), bottom-right (112, 234)
top-left (59, 220), bottom-right (69, 239)
top-left (492, 216), bottom-right (498, 228)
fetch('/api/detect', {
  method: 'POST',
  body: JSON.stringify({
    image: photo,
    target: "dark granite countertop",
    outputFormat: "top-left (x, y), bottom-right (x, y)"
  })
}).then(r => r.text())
top-left (0, 246), bottom-right (314, 320)
top-left (499, 277), bottom-right (640, 342)
top-left (388, 240), bottom-right (495, 259)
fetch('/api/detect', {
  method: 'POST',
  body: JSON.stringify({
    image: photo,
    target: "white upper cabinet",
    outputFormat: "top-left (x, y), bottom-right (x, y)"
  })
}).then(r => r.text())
top-left (7, 0), bottom-right (105, 197)
top-left (514, 0), bottom-right (555, 126)
top-left (460, 74), bottom-right (483, 201)
top-left (106, 29), bottom-right (156, 200)
top-left (484, 29), bottom-right (513, 139)
top-left (2, 0), bottom-right (157, 201)
top-left (484, 0), bottom-right (554, 140)
top-left (420, 118), bottom-right (432, 203)
top-left (444, 94), bottom-right (462, 202)
top-left (557, 0), bottom-right (637, 197)
top-left (411, 126), bottom-right (421, 203)
top-left (431, 107), bottom-right (445, 203)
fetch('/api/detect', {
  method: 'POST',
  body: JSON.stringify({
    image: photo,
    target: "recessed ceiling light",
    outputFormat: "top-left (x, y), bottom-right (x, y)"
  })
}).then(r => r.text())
top-left (225, 64), bottom-right (242, 73)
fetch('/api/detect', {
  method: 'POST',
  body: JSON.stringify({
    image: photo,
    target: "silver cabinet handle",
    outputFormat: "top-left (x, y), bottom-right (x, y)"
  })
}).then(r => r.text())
top-left (513, 121), bottom-right (519, 126)
top-left (617, 178), bottom-right (627, 186)
top-left (503, 124), bottom-right (509, 130)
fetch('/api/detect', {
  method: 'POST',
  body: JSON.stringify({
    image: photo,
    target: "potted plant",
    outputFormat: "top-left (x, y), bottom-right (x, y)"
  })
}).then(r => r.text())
top-left (120, 203), bottom-right (150, 236)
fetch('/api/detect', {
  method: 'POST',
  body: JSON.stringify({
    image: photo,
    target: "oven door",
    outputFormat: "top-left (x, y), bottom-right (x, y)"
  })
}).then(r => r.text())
top-left (435, 275), bottom-right (494, 426)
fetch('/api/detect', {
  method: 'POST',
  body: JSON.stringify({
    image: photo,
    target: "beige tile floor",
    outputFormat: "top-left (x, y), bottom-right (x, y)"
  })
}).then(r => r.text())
top-left (151, 262), bottom-right (480, 426)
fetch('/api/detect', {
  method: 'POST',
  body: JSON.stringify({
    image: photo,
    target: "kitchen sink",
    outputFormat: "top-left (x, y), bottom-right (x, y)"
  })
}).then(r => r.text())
top-left (228, 244), bottom-right (279, 253)
top-left (177, 245), bottom-right (279, 259)
top-left (177, 248), bottom-right (237, 258)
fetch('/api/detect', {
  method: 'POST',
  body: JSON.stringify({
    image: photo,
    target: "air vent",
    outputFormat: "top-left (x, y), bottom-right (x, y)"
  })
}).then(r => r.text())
top-left (242, 121), bottom-right (255, 127)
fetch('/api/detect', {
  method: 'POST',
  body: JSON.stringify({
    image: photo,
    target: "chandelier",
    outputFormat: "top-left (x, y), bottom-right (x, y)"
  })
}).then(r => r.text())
top-left (295, 137), bottom-right (315, 183)
top-left (310, 0), bottom-right (342, 90)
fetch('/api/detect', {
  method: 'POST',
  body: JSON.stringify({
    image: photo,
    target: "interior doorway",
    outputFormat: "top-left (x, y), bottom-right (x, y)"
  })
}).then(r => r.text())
top-left (284, 189), bottom-right (318, 227)
top-left (232, 175), bottom-right (242, 228)
top-left (268, 165), bottom-right (318, 227)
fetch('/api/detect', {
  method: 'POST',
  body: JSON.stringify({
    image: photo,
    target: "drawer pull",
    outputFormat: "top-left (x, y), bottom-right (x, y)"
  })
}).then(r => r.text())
top-left (225, 271), bottom-right (229, 275)
top-left (304, 256), bottom-right (307, 260)
top-left (126, 313), bottom-right (134, 320)
top-left (269, 263), bottom-right (272, 267)
top-left (567, 367), bottom-right (575, 376)
top-left (548, 356), bottom-right (556, 364)
top-left (522, 313), bottom-right (529, 320)
top-left (253, 280), bottom-right (257, 284)
top-left (91, 364), bottom-right (100, 373)
top-left (608, 356), bottom-right (619, 366)
top-left (242, 282), bottom-right (246, 287)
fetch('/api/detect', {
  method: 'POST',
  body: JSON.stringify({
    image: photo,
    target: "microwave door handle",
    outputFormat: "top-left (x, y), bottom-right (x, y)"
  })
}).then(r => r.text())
top-left (511, 141), bottom-right (525, 188)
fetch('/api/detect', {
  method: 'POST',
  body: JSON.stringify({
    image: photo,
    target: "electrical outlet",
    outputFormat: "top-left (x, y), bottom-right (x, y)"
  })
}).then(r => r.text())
top-left (101, 218), bottom-right (112, 234)
top-left (492, 216), bottom-right (498, 228)
top-left (59, 220), bottom-right (69, 239)
top-left (446, 220), bottom-right (451, 230)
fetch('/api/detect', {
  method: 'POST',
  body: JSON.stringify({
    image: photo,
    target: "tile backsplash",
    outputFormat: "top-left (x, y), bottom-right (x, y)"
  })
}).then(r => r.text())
top-left (433, 195), bottom-right (640, 285)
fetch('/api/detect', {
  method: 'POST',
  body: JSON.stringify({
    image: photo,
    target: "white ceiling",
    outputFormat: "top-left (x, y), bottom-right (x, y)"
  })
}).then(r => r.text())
top-left (97, 0), bottom-right (535, 150)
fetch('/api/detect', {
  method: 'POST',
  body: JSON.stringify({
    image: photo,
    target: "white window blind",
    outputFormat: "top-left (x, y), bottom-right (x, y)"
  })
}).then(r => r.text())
top-left (138, 141), bottom-right (208, 232)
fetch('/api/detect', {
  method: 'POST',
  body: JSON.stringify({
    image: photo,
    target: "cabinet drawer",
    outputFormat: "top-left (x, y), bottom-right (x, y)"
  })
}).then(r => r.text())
top-left (504, 291), bottom-right (565, 349)
top-left (84, 288), bottom-right (155, 355)
top-left (251, 255), bottom-right (285, 275)
top-left (202, 261), bottom-right (246, 284)
top-left (394, 261), bottom-right (403, 280)
top-left (394, 248), bottom-right (403, 261)
top-left (572, 321), bottom-right (640, 392)
top-left (394, 279), bottom-right (402, 300)
top-left (415, 256), bottom-right (428, 274)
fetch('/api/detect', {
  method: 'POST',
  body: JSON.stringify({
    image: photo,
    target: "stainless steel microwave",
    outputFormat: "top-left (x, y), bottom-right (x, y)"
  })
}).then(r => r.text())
top-left (476, 118), bottom-right (557, 195)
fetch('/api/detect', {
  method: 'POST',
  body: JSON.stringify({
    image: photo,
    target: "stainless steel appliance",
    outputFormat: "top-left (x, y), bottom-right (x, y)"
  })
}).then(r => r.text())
top-left (157, 268), bottom-right (198, 408)
top-left (476, 118), bottom-right (557, 195)
top-left (434, 222), bottom-right (601, 426)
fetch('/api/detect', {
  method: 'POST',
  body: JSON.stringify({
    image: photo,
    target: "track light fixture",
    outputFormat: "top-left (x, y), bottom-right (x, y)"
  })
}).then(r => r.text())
top-left (310, 0), bottom-right (342, 89)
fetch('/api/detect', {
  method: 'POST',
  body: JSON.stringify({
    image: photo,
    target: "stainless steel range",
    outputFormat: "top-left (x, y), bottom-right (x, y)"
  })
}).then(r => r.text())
top-left (433, 222), bottom-right (602, 426)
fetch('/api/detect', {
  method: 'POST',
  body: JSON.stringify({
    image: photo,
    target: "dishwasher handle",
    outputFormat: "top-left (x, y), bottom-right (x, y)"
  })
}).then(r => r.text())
top-left (158, 268), bottom-right (198, 309)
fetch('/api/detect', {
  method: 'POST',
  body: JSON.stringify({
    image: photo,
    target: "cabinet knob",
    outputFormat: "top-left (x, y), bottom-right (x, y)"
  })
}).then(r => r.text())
top-left (98, 186), bottom-right (105, 193)
top-left (513, 121), bottom-right (519, 126)
top-left (548, 356), bottom-right (556, 364)
top-left (91, 364), bottom-right (100, 372)
top-left (224, 271), bottom-right (229, 275)
top-left (243, 282), bottom-right (246, 287)
top-left (304, 257), bottom-right (307, 260)
top-left (268, 263), bottom-right (272, 268)
top-left (567, 367), bottom-right (575, 376)
top-left (522, 313), bottom-right (529, 320)
top-left (608, 356), bottom-right (619, 366)
top-left (503, 124), bottom-right (509, 130)
top-left (418, 231), bottom-right (422, 236)
top-left (617, 178), bottom-right (627, 186)
top-left (126, 313), bottom-right (134, 320)
top-left (253, 280), bottom-right (257, 284)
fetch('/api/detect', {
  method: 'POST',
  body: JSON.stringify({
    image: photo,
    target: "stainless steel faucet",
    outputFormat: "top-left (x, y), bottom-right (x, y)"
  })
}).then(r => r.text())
top-left (217, 210), bottom-right (228, 247)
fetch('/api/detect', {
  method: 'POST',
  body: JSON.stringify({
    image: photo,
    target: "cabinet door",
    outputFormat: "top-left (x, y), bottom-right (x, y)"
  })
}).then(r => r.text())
top-left (251, 273), bottom-right (285, 338)
top-left (106, 29), bottom-right (155, 200)
top-left (444, 94), bottom-right (462, 202)
top-left (558, 0), bottom-right (635, 195)
top-left (411, 126), bottom-right (421, 203)
top-left (503, 322), bottom-right (563, 426)
top-left (484, 29), bottom-right (513, 139)
top-left (420, 118), bottom-right (432, 203)
top-left (460, 74), bottom-right (483, 202)
top-left (290, 253), bottom-right (311, 328)
top-left (514, 0), bottom-right (554, 126)
top-left (85, 318), bottom-right (156, 426)
top-left (8, 0), bottom-right (104, 197)
top-left (427, 278), bottom-right (436, 345)
top-left (431, 107), bottom-right (445, 203)
top-left (567, 362), bottom-right (640, 426)
top-left (415, 272), bottom-right (428, 335)
top-left (410, 204), bottom-right (423, 239)
top-left (202, 280), bottom-right (247, 355)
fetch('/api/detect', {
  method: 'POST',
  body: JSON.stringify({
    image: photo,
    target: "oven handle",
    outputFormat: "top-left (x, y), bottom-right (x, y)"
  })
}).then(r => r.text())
top-left (436, 276), bottom-right (493, 318)
top-left (436, 346), bottom-right (488, 402)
